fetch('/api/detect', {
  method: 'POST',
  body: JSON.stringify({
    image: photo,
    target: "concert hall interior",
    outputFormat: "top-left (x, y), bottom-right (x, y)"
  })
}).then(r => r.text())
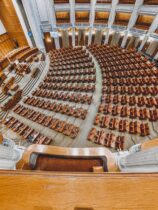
top-left (0, 0), bottom-right (158, 209)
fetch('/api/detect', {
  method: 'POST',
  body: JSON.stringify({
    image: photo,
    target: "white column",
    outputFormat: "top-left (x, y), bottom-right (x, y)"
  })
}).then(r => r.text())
top-left (138, 14), bottom-right (158, 51)
top-left (51, 0), bottom-right (60, 49)
top-left (47, 0), bottom-right (57, 28)
top-left (21, 0), bottom-right (45, 50)
top-left (121, 31), bottom-right (128, 48)
top-left (88, 0), bottom-right (97, 45)
top-left (106, 0), bottom-right (119, 44)
top-left (104, 29), bottom-right (110, 44)
top-left (12, 0), bottom-right (33, 47)
top-left (70, 0), bottom-right (75, 47)
top-left (108, 0), bottom-right (119, 28)
top-left (88, 28), bottom-right (93, 45)
top-left (154, 52), bottom-right (158, 60)
top-left (54, 38), bottom-right (60, 49)
top-left (121, 0), bottom-right (144, 48)
top-left (138, 35), bottom-right (148, 51)
top-left (119, 147), bottom-right (158, 172)
top-left (72, 27), bottom-right (75, 47)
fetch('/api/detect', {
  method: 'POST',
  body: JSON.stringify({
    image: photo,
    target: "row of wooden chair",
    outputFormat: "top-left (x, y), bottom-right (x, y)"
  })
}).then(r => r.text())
top-left (23, 96), bottom-right (88, 120)
top-left (94, 114), bottom-right (150, 136)
top-left (50, 55), bottom-right (91, 65)
top-left (13, 105), bottom-right (80, 139)
top-left (103, 77), bottom-right (158, 87)
top-left (50, 62), bottom-right (94, 71)
top-left (18, 48), bottom-right (38, 63)
top-left (50, 47), bottom-right (86, 58)
top-left (39, 82), bottom-right (95, 93)
top-left (48, 68), bottom-right (95, 77)
top-left (44, 75), bottom-right (96, 84)
top-left (103, 85), bottom-right (158, 96)
top-left (100, 63), bottom-right (153, 72)
top-left (88, 127), bottom-right (124, 150)
top-left (32, 89), bottom-right (93, 105)
top-left (86, 44), bottom-right (157, 148)
top-left (101, 94), bottom-right (158, 108)
top-left (98, 104), bottom-right (158, 121)
top-left (103, 68), bottom-right (158, 78)
top-left (3, 116), bottom-right (53, 145)
top-left (2, 90), bottom-right (22, 111)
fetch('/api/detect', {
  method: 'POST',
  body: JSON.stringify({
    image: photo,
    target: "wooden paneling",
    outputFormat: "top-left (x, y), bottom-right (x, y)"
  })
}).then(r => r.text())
top-left (43, 32), bottom-right (54, 52)
top-left (69, 35), bottom-right (72, 47)
top-left (108, 34), bottom-right (113, 45)
top-left (85, 35), bottom-right (88, 45)
top-left (0, 33), bottom-right (15, 56)
top-left (142, 41), bottom-right (150, 53)
top-left (0, 0), bottom-right (28, 47)
top-left (20, 145), bottom-right (117, 172)
top-left (125, 36), bottom-right (131, 49)
top-left (118, 35), bottom-right (124, 47)
top-left (134, 15), bottom-right (155, 30)
top-left (75, 34), bottom-right (79, 46)
top-left (114, 12), bottom-right (131, 26)
top-left (1, 171), bottom-right (158, 210)
top-left (59, 36), bottom-right (63, 48)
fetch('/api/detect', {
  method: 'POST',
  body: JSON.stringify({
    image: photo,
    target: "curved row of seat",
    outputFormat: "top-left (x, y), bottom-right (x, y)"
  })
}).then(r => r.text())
top-left (94, 114), bottom-right (149, 136)
top-left (38, 82), bottom-right (95, 93)
top-left (13, 105), bottom-right (80, 139)
top-left (101, 95), bottom-right (158, 108)
top-left (44, 75), bottom-right (96, 83)
top-left (98, 104), bottom-right (158, 121)
top-left (103, 69), bottom-right (158, 78)
top-left (3, 116), bottom-right (53, 145)
top-left (23, 96), bottom-right (88, 120)
top-left (48, 68), bottom-right (95, 76)
top-left (103, 86), bottom-right (158, 96)
top-left (32, 89), bottom-right (93, 105)
top-left (88, 128), bottom-right (124, 150)
top-left (103, 77), bottom-right (158, 87)
top-left (86, 44), bottom-right (158, 150)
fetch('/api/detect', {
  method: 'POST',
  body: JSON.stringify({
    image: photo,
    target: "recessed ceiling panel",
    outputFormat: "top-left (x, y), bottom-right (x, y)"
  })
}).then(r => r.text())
top-left (144, 0), bottom-right (158, 5)
top-left (54, 0), bottom-right (69, 3)
top-left (95, 11), bottom-right (109, 24)
top-left (75, 0), bottom-right (90, 3)
top-left (134, 14), bottom-right (155, 30)
top-left (97, 0), bottom-right (112, 3)
top-left (75, 11), bottom-right (89, 23)
top-left (119, 0), bottom-right (136, 4)
top-left (56, 11), bottom-right (70, 24)
top-left (114, 12), bottom-right (131, 26)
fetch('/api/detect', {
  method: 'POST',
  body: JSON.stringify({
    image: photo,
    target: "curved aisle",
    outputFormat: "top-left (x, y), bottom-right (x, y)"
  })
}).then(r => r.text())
top-left (72, 48), bottom-right (103, 147)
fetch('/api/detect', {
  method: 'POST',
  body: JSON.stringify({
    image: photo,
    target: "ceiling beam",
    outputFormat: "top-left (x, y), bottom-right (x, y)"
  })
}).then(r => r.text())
top-left (21, 0), bottom-right (45, 50)
top-left (51, 0), bottom-right (60, 49)
top-left (105, 0), bottom-right (119, 44)
top-left (121, 0), bottom-right (144, 48)
top-left (70, 0), bottom-right (75, 47)
top-left (139, 14), bottom-right (158, 51)
top-left (88, 0), bottom-right (97, 45)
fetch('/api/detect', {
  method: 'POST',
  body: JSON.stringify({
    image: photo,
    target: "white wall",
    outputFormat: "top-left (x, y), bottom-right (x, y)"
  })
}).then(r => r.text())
top-left (0, 20), bottom-right (6, 35)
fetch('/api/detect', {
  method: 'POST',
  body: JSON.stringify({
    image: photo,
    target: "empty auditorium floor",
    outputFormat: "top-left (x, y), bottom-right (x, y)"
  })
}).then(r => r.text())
top-left (1, 52), bottom-right (158, 151)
